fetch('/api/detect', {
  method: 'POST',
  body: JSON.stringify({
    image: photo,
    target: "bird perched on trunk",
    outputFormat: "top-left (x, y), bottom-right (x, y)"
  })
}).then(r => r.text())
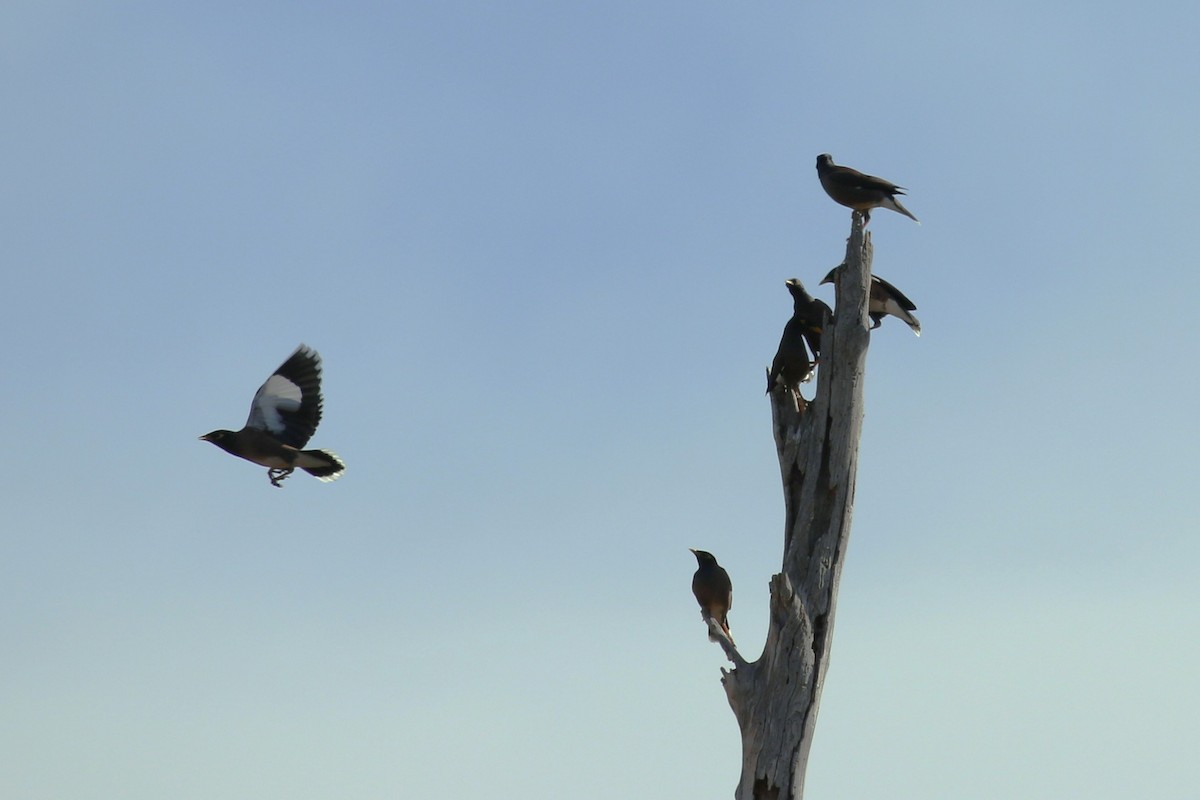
top-left (690, 549), bottom-right (734, 645)
top-left (822, 264), bottom-right (922, 336)
top-left (200, 344), bottom-right (346, 487)
top-left (816, 153), bottom-right (918, 224)
top-left (768, 278), bottom-right (831, 407)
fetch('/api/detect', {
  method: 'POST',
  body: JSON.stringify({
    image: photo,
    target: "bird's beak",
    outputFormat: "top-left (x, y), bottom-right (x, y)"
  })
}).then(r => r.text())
top-left (688, 548), bottom-right (697, 554)
top-left (198, 434), bottom-right (211, 441)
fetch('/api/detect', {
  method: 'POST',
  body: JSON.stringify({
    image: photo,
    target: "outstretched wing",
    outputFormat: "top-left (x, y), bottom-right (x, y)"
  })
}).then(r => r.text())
top-left (245, 344), bottom-right (324, 448)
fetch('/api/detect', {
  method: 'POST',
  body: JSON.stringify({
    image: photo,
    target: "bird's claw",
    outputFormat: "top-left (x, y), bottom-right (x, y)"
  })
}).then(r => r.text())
top-left (268, 468), bottom-right (293, 488)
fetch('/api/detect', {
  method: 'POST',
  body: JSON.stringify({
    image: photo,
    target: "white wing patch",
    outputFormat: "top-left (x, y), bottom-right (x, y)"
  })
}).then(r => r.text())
top-left (246, 373), bottom-right (303, 434)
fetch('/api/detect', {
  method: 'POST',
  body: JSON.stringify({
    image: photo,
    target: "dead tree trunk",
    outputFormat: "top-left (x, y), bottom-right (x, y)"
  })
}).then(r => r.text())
top-left (718, 213), bottom-right (873, 800)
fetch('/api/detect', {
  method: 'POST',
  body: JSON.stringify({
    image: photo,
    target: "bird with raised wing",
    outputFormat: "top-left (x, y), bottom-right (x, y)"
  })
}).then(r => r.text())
top-left (200, 344), bottom-right (346, 487)
top-left (816, 153), bottom-right (918, 224)
top-left (822, 264), bottom-right (921, 336)
top-left (690, 549), bottom-right (734, 645)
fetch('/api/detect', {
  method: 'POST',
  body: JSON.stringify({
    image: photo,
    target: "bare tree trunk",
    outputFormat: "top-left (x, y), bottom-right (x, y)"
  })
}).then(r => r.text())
top-left (718, 213), bottom-right (873, 800)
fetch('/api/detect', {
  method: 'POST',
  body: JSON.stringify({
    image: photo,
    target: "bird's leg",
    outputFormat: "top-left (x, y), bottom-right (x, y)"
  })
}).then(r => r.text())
top-left (268, 467), bottom-right (294, 488)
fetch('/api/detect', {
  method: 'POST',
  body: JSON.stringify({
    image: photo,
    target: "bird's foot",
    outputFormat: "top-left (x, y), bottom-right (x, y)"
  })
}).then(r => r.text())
top-left (268, 468), bottom-right (294, 488)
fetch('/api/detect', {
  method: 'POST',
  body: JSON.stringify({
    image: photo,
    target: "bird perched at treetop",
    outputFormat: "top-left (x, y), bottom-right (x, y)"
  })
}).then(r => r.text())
top-left (768, 278), bottom-right (831, 405)
top-left (822, 264), bottom-right (922, 336)
top-left (200, 344), bottom-right (346, 487)
top-left (815, 153), bottom-right (918, 224)
top-left (690, 549), bottom-right (734, 645)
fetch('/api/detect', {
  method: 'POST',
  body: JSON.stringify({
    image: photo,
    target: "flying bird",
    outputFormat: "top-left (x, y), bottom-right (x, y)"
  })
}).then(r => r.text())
top-left (690, 549), bottom-right (734, 645)
top-left (815, 154), bottom-right (918, 224)
top-left (768, 278), bottom-right (831, 404)
top-left (200, 344), bottom-right (346, 487)
top-left (822, 265), bottom-right (922, 336)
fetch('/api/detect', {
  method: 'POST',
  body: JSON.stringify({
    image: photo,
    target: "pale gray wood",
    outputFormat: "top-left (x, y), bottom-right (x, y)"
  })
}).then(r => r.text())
top-left (719, 213), bottom-right (873, 800)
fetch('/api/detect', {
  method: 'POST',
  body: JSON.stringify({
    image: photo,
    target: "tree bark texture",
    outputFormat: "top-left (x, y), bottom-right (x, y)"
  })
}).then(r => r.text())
top-left (720, 213), bottom-right (873, 800)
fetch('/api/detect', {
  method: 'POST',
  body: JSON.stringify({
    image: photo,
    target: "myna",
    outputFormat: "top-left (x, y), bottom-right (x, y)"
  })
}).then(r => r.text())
top-left (768, 278), bottom-right (831, 402)
top-left (822, 265), bottom-right (921, 336)
top-left (200, 344), bottom-right (346, 487)
top-left (816, 153), bottom-right (918, 224)
top-left (690, 549), bottom-right (734, 645)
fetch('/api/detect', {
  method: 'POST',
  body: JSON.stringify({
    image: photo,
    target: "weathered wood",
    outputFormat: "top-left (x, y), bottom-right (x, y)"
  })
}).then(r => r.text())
top-left (720, 212), bottom-right (873, 800)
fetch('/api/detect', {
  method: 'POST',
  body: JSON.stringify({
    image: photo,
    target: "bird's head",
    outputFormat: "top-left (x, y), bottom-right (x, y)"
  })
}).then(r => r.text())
top-left (820, 264), bottom-right (846, 286)
top-left (785, 278), bottom-right (815, 304)
top-left (690, 548), bottom-right (718, 567)
top-left (816, 153), bottom-right (834, 169)
top-left (199, 430), bottom-right (232, 445)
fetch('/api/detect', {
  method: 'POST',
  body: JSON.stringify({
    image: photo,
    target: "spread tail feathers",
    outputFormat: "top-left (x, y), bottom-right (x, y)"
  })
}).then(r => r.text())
top-left (297, 449), bottom-right (346, 481)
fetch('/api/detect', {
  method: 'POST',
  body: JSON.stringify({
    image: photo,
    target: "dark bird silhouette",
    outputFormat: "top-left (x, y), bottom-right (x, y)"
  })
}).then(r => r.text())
top-left (690, 549), bottom-right (734, 645)
top-left (200, 344), bottom-right (346, 487)
top-left (816, 154), bottom-right (918, 224)
top-left (822, 265), bottom-right (921, 336)
top-left (768, 279), bottom-right (831, 405)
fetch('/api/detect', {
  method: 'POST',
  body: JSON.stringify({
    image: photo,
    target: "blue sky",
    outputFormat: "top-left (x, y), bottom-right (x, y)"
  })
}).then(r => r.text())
top-left (2, 2), bottom-right (1197, 798)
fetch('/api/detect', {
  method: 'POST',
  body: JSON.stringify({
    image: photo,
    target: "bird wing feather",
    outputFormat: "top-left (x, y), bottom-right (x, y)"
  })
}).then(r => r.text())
top-left (244, 345), bottom-right (324, 448)
top-left (872, 275), bottom-right (917, 311)
top-left (838, 166), bottom-right (904, 194)
top-left (247, 373), bottom-right (304, 433)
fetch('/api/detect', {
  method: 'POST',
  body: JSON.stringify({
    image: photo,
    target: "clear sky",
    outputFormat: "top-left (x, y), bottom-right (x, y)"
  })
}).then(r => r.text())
top-left (2, 2), bottom-right (1197, 798)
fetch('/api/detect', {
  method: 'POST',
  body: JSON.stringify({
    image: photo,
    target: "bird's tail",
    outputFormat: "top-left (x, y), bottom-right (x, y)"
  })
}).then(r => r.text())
top-left (718, 617), bottom-right (736, 647)
top-left (704, 614), bottom-right (736, 646)
top-left (882, 196), bottom-right (920, 223)
top-left (882, 299), bottom-right (922, 336)
top-left (297, 449), bottom-right (346, 482)
top-left (902, 313), bottom-right (922, 337)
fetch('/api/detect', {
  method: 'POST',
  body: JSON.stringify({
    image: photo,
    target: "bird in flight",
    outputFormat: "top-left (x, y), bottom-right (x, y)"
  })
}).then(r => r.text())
top-left (200, 344), bottom-right (346, 487)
